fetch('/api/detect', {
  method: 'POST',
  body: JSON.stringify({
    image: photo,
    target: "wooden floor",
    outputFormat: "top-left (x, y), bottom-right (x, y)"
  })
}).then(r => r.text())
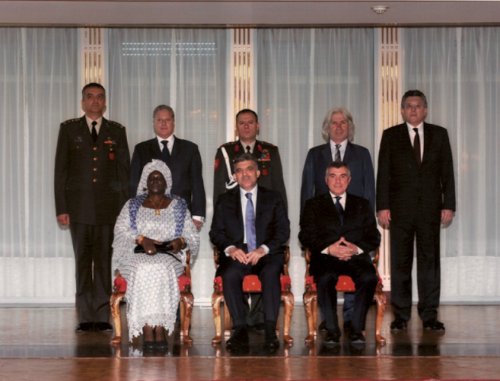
top-left (1, 304), bottom-right (500, 380)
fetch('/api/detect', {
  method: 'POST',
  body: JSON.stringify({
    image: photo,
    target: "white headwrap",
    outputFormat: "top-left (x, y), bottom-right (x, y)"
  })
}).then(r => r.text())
top-left (136, 159), bottom-right (173, 196)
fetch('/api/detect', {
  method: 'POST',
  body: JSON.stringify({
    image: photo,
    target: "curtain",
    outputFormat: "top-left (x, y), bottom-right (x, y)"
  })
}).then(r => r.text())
top-left (0, 28), bottom-right (78, 303)
top-left (255, 28), bottom-right (376, 295)
top-left (107, 28), bottom-right (229, 304)
top-left (403, 27), bottom-right (500, 301)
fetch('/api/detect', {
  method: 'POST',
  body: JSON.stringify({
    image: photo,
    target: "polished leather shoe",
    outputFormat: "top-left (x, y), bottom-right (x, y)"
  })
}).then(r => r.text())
top-left (324, 330), bottom-right (341, 346)
top-left (96, 322), bottom-right (113, 332)
top-left (226, 327), bottom-right (249, 350)
top-left (75, 322), bottom-right (93, 332)
top-left (318, 320), bottom-right (327, 332)
top-left (390, 318), bottom-right (408, 332)
top-left (264, 331), bottom-right (280, 352)
top-left (423, 319), bottom-right (445, 332)
top-left (143, 341), bottom-right (155, 351)
top-left (349, 332), bottom-right (366, 344)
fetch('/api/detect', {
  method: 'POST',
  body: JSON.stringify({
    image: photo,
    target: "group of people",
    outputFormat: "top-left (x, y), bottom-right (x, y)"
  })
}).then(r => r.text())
top-left (54, 83), bottom-right (455, 352)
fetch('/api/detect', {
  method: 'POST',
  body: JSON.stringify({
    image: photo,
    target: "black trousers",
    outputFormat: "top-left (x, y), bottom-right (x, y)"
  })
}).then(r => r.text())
top-left (221, 254), bottom-right (283, 327)
top-left (390, 218), bottom-right (441, 322)
top-left (316, 253), bottom-right (377, 334)
top-left (70, 222), bottom-right (114, 324)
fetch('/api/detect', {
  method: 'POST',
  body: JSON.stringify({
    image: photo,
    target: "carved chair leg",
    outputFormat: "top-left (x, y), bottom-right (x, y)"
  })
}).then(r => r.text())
top-left (211, 292), bottom-right (224, 345)
top-left (180, 290), bottom-right (194, 344)
top-left (110, 293), bottom-right (125, 344)
top-left (223, 302), bottom-right (232, 338)
top-left (374, 285), bottom-right (387, 346)
top-left (303, 291), bottom-right (317, 344)
top-left (281, 291), bottom-right (294, 346)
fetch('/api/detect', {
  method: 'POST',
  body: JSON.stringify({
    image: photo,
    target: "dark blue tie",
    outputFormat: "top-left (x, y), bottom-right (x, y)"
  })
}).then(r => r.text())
top-left (335, 196), bottom-right (344, 225)
top-left (161, 140), bottom-right (170, 161)
top-left (245, 192), bottom-right (256, 252)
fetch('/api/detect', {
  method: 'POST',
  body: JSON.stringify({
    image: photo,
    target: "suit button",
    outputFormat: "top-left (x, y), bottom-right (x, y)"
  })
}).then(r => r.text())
top-left (93, 146), bottom-right (98, 151)
top-left (92, 178), bottom-right (98, 183)
top-left (93, 157), bottom-right (98, 161)
top-left (93, 167), bottom-right (98, 172)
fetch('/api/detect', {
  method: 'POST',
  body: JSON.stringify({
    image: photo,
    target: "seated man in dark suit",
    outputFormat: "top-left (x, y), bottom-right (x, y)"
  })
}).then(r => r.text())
top-left (209, 153), bottom-right (290, 351)
top-left (299, 162), bottom-right (380, 345)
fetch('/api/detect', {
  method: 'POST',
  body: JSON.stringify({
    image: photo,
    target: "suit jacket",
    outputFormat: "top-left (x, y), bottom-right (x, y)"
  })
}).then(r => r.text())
top-left (130, 136), bottom-right (206, 218)
top-left (209, 186), bottom-right (290, 266)
top-left (213, 140), bottom-right (287, 208)
top-left (54, 116), bottom-right (130, 225)
top-left (376, 122), bottom-right (456, 223)
top-left (299, 193), bottom-right (380, 278)
top-left (300, 141), bottom-right (375, 214)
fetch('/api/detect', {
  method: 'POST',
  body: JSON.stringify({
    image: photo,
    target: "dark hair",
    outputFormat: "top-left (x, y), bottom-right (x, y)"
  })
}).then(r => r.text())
top-left (82, 83), bottom-right (106, 98)
top-left (153, 105), bottom-right (175, 120)
top-left (325, 161), bottom-right (351, 177)
top-left (236, 108), bottom-right (259, 123)
top-left (233, 152), bottom-right (258, 167)
top-left (401, 90), bottom-right (428, 108)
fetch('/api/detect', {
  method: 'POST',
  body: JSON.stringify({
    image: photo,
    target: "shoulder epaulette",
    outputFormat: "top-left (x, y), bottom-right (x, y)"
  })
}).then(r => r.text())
top-left (61, 118), bottom-right (81, 125)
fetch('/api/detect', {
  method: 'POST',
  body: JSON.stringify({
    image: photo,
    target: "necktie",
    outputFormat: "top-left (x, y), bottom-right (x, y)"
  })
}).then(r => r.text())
top-left (245, 192), bottom-right (256, 252)
top-left (413, 128), bottom-right (421, 166)
top-left (246, 145), bottom-right (251, 154)
top-left (161, 140), bottom-right (170, 160)
top-left (334, 196), bottom-right (344, 225)
top-left (334, 144), bottom-right (341, 162)
top-left (91, 121), bottom-right (98, 142)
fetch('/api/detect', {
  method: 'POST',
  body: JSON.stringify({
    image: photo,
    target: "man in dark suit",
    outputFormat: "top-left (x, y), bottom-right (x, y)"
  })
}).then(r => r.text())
top-left (54, 83), bottom-right (130, 332)
top-left (213, 108), bottom-right (287, 329)
top-left (210, 153), bottom-right (290, 351)
top-left (376, 89), bottom-right (456, 332)
top-left (300, 106), bottom-right (375, 330)
top-left (130, 105), bottom-right (206, 230)
top-left (299, 162), bottom-right (380, 345)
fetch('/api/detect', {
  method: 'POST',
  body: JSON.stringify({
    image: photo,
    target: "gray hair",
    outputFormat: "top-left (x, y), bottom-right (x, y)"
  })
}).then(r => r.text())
top-left (153, 105), bottom-right (175, 120)
top-left (321, 107), bottom-right (355, 142)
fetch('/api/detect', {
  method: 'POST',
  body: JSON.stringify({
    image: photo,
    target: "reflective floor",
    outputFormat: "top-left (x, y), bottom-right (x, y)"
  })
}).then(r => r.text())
top-left (1, 304), bottom-right (500, 380)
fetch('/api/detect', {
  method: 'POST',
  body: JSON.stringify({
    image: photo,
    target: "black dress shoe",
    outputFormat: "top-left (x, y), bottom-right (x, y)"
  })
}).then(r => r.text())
top-left (96, 322), bottom-right (113, 332)
top-left (264, 330), bottom-right (280, 352)
top-left (75, 322), bottom-right (93, 332)
top-left (423, 319), bottom-right (445, 332)
top-left (390, 318), bottom-right (408, 332)
top-left (324, 330), bottom-right (341, 346)
top-left (318, 320), bottom-right (327, 332)
top-left (143, 341), bottom-right (155, 351)
top-left (349, 332), bottom-right (366, 344)
top-left (226, 326), bottom-right (249, 350)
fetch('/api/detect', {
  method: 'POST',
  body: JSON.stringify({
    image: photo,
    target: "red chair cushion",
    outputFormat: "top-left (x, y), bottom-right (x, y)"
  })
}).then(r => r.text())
top-left (305, 275), bottom-right (356, 293)
top-left (214, 274), bottom-right (291, 293)
top-left (113, 276), bottom-right (127, 293)
top-left (178, 274), bottom-right (191, 292)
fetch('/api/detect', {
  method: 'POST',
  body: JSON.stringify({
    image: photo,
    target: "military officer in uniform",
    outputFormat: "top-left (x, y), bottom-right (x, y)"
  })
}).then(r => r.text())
top-left (54, 83), bottom-right (130, 332)
top-left (213, 108), bottom-right (287, 329)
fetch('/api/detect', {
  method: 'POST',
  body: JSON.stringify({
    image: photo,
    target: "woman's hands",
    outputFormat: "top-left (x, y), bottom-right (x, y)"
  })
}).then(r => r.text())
top-left (136, 235), bottom-right (186, 255)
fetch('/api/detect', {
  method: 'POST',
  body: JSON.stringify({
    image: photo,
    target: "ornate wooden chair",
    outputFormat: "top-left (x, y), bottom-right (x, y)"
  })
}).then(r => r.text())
top-left (211, 247), bottom-right (294, 346)
top-left (110, 251), bottom-right (194, 345)
top-left (303, 248), bottom-right (386, 345)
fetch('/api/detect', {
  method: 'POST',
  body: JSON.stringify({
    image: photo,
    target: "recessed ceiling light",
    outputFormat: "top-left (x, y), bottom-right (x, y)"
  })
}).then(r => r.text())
top-left (371, 5), bottom-right (389, 14)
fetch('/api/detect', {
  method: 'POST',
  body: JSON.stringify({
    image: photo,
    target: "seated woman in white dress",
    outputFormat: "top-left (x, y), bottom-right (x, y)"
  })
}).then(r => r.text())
top-left (112, 160), bottom-right (200, 350)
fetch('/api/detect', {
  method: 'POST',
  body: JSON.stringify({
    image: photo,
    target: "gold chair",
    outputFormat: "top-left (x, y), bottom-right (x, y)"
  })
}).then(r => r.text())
top-left (110, 251), bottom-right (194, 345)
top-left (211, 247), bottom-right (294, 346)
top-left (303, 248), bottom-right (386, 345)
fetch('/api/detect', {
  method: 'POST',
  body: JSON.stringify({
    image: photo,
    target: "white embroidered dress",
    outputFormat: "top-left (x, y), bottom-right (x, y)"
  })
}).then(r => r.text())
top-left (112, 160), bottom-right (200, 340)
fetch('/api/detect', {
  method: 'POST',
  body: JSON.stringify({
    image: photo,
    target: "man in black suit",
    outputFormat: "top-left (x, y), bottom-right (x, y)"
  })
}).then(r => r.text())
top-left (299, 162), bottom-right (380, 345)
top-left (210, 153), bottom-right (290, 351)
top-left (54, 83), bottom-right (130, 332)
top-left (130, 105), bottom-right (206, 230)
top-left (300, 107), bottom-right (376, 330)
top-left (213, 108), bottom-right (287, 329)
top-left (376, 89), bottom-right (456, 332)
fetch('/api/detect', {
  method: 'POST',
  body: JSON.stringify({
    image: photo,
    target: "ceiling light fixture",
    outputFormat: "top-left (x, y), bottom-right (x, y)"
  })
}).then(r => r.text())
top-left (371, 5), bottom-right (389, 14)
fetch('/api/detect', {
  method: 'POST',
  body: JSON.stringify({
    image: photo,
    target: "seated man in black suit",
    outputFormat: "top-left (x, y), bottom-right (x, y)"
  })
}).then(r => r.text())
top-left (299, 162), bottom-right (380, 345)
top-left (209, 153), bottom-right (290, 351)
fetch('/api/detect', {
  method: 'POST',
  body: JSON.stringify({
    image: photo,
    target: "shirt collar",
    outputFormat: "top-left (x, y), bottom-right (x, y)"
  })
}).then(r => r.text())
top-left (329, 191), bottom-right (347, 207)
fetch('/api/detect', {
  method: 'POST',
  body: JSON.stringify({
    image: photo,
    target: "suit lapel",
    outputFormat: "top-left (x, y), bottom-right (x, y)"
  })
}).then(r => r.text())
top-left (322, 193), bottom-right (343, 227)
top-left (321, 143), bottom-right (332, 165)
top-left (344, 142), bottom-right (353, 162)
top-left (149, 138), bottom-right (162, 159)
top-left (422, 123), bottom-right (433, 165)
